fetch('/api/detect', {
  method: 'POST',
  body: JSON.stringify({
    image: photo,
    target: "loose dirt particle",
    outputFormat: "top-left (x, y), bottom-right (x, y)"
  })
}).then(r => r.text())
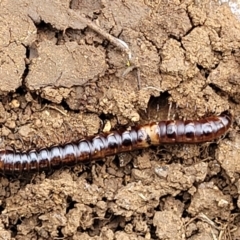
top-left (188, 182), bottom-right (233, 220)
top-left (153, 210), bottom-right (185, 239)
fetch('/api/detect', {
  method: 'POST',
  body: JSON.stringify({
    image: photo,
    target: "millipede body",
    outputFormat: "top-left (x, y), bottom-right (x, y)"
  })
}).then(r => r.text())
top-left (0, 112), bottom-right (232, 174)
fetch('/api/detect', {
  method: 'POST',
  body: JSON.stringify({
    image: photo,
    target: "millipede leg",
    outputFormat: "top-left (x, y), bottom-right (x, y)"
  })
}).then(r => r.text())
top-left (167, 101), bottom-right (172, 120)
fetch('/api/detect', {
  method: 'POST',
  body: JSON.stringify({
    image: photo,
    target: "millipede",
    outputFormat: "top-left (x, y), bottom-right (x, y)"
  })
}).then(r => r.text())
top-left (0, 111), bottom-right (232, 174)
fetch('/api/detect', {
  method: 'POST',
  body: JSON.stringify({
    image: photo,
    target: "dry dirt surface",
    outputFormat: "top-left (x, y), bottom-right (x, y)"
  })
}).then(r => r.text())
top-left (1, 0), bottom-right (240, 239)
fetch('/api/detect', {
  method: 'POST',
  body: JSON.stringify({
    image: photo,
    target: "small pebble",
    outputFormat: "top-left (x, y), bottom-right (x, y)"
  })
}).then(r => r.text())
top-left (9, 99), bottom-right (20, 109)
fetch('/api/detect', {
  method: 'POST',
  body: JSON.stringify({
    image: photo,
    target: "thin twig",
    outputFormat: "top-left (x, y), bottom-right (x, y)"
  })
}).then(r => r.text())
top-left (68, 10), bottom-right (132, 60)
top-left (141, 86), bottom-right (163, 92)
top-left (47, 105), bottom-right (67, 116)
top-left (36, 104), bottom-right (67, 116)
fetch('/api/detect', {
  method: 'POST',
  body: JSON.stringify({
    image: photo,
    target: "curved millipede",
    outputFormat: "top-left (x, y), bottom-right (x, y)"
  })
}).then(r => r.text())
top-left (0, 112), bottom-right (232, 174)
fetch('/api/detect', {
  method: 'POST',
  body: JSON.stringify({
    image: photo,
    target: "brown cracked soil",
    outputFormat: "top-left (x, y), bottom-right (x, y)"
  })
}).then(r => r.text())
top-left (0, 0), bottom-right (240, 239)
